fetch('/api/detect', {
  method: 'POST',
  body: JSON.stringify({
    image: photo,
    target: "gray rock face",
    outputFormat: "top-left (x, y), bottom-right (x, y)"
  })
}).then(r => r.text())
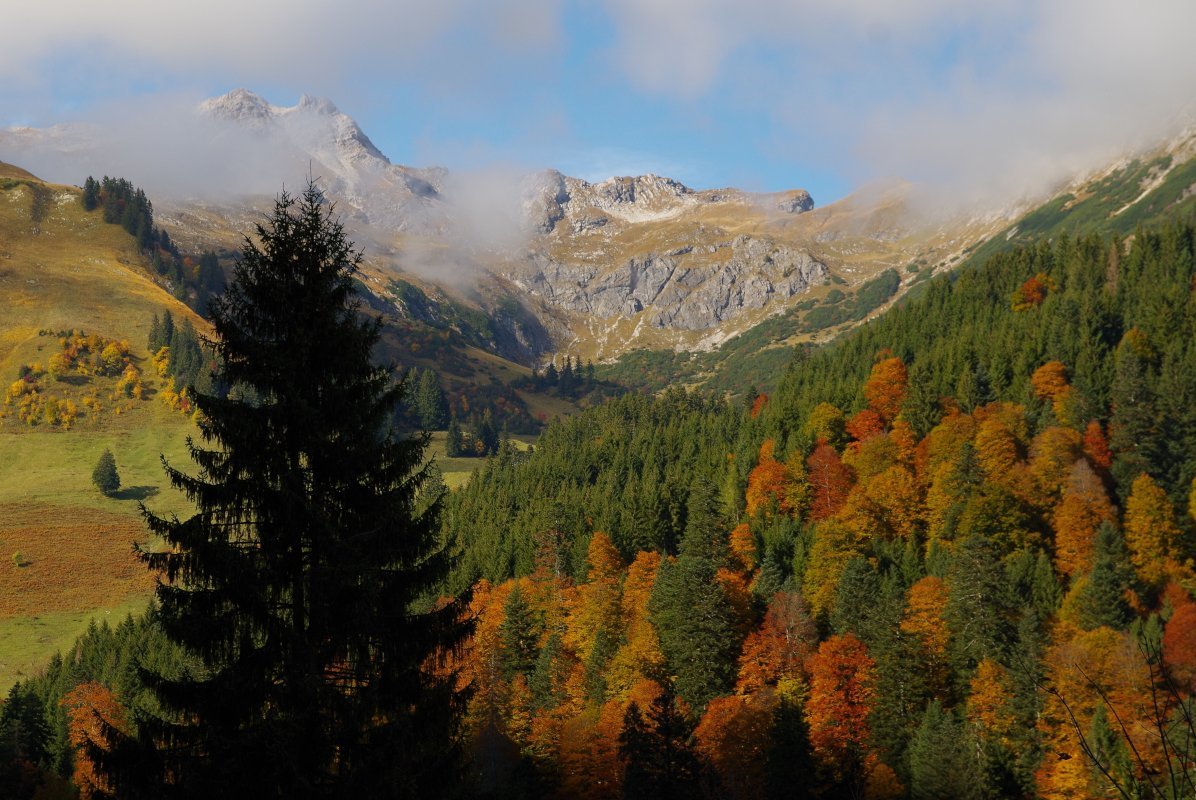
top-left (508, 235), bottom-right (827, 330)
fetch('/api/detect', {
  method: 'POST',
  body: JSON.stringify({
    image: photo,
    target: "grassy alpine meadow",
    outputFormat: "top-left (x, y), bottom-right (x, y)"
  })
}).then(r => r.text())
top-left (0, 404), bottom-right (197, 691)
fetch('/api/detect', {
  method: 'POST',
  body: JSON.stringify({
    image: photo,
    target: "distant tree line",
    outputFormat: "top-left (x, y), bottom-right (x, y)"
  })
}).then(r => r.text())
top-left (81, 176), bottom-right (227, 311)
top-left (148, 309), bottom-right (211, 394)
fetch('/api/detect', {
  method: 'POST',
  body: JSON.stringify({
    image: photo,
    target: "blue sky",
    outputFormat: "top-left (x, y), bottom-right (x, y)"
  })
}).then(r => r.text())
top-left (4, 1), bottom-right (1196, 207)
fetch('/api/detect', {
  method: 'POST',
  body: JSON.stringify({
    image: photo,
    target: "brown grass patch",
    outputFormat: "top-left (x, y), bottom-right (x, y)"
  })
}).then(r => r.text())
top-left (0, 503), bottom-right (154, 618)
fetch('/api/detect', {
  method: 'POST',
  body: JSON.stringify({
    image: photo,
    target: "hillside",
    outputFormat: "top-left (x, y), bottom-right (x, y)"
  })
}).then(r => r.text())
top-left (438, 213), bottom-right (1196, 797)
top-left (0, 168), bottom-right (204, 691)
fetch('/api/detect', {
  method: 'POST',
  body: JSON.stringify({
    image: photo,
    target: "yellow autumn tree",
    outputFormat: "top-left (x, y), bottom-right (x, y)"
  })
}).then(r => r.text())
top-left (1123, 473), bottom-right (1182, 587)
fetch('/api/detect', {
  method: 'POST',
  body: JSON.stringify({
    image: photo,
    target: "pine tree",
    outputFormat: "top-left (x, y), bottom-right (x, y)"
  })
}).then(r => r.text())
top-left (91, 449), bottom-right (120, 496)
top-left (111, 183), bottom-right (467, 798)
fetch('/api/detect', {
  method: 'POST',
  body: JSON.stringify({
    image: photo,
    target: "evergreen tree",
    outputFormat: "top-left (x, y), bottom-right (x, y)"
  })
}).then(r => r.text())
top-left (82, 176), bottom-right (100, 211)
top-left (161, 309), bottom-right (175, 348)
top-left (0, 683), bottom-right (51, 769)
top-left (907, 701), bottom-right (982, 800)
top-left (446, 417), bottom-right (465, 457)
top-left (414, 369), bottom-right (450, 430)
top-left (148, 313), bottom-right (164, 353)
top-left (649, 477), bottom-right (740, 711)
top-left (91, 449), bottom-right (120, 496)
top-left (498, 585), bottom-right (539, 680)
top-left (109, 183), bottom-right (467, 798)
top-left (619, 685), bottom-right (704, 800)
top-left (1071, 522), bottom-right (1134, 630)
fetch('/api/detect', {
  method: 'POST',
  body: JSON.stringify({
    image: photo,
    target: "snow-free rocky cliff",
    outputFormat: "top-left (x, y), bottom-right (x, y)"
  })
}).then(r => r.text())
top-left (191, 90), bottom-right (828, 347)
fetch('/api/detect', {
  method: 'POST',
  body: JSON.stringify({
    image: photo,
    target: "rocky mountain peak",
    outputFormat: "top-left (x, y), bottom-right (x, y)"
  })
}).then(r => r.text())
top-left (199, 88), bottom-right (275, 128)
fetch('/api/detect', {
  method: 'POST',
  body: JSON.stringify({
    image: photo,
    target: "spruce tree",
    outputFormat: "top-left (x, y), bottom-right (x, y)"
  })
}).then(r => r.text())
top-left (111, 183), bottom-right (467, 798)
top-left (649, 477), bottom-right (740, 711)
top-left (92, 448), bottom-right (120, 496)
top-left (619, 685), bottom-right (704, 800)
top-left (82, 176), bottom-right (100, 211)
top-left (446, 417), bottom-right (464, 457)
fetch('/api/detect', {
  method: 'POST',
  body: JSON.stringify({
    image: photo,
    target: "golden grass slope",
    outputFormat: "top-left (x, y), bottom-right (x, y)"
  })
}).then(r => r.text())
top-left (0, 168), bottom-right (205, 690)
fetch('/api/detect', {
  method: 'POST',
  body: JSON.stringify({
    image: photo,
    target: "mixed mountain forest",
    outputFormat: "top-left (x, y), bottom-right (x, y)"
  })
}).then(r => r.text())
top-left (4, 170), bottom-right (1196, 799)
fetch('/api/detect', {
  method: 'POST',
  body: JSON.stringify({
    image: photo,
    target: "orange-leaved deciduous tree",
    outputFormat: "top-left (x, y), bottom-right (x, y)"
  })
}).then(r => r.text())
top-left (846, 464), bottom-right (922, 541)
top-left (61, 681), bottom-right (131, 800)
top-left (965, 658), bottom-right (1018, 749)
top-left (805, 633), bottom-right (876, 791)
top-left (806, 442), bottom-right (854, 521)
top-left (1028, 426), bottom-right (1083, 503)
top-left (1052, 460), bottom-right (1117, 577)
top-left (1012, 272), bottom-right (1055, 310)
top-left (728, 523), bottom-right (758, 574)
top-left (1082, 420), bottom-right (1113, 471)
top-left (1036, 626), bottom-right (1156, 800)
top-left (1123, 472), bottom-right (1182, 587)
top-left (694, 691), bottom-right (779, 800)
top-left (900, 577), bottom-right (951, 663)
top-left (973, 412), bottom-right (1024, 491)
top-left (1163, 594), bottom-right (1196, 689)
top-left (846, 408), bottom-right (886, 443)
top-left (736, 591), bottom-right (817, 696)
top-left (863, 356), bottom-right (908, 425)
top-left (605, 551), bottom-right (665, 702)
top-left (1031, 361), bottom-right (1078, 424)
top-left (565, 532), bottom-right (625, 667)
top-left (745, 439), bottom-right (792, 518)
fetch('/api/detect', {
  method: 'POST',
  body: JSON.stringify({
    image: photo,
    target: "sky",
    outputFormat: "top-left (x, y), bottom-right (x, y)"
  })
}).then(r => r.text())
top-left (3, 1), bottom-right (1196, 208)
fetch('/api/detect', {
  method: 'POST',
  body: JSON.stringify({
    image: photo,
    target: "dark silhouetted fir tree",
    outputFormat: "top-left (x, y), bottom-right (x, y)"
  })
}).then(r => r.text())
top-left (105, 182), bottom-right (467, 799)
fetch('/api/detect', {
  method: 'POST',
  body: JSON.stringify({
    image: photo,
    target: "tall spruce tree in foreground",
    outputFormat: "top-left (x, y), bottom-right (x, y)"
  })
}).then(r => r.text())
top-left (109, 183), bottom-right (467, 798)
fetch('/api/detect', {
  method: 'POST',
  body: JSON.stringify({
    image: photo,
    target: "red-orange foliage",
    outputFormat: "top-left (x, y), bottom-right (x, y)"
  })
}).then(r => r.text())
top-left (863, 357), bottom-right (908, 424)
top-left (1012, 272), bottom-right (1055, 310)
top-left (695, 691), bottom-right (779, 800)
top-left (1081, 420), bottom-right (1113, 471)
top-left (736, 591), bottom-right (816, 695)
top-left (745, 439), bottom-right (791, 518)
top-left (729, 523), bottom-right (758, 573)
top-left (62, 681), bottom-right (130, 800)
top-left (749, 392), bottom-right (769, 419)
top-left (806, 633), bottom-right (876, 779)
top-left (1164, 600), bottom-right (1196, 689)
top-left (846, 408), bottom-right (885, 443)
top-left (806, 443), bottom-right (854, 521)
top-left (1031, 361), bottom-right (1070, 403)
top-left (900, 577), bottom-right (950, 661)
top-left (718, 567), bottom-right (756, 638)
top-left (1052, 460), bottom-right (1116, 576)
top-left (966, 659), bottom-right (1017, 748)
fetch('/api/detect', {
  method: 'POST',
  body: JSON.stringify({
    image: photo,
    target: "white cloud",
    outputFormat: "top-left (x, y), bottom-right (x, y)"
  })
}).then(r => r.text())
top-left (2, 1), bottom-right (561, 97)
top-left (600, 0), bottom-right (1196, 207)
